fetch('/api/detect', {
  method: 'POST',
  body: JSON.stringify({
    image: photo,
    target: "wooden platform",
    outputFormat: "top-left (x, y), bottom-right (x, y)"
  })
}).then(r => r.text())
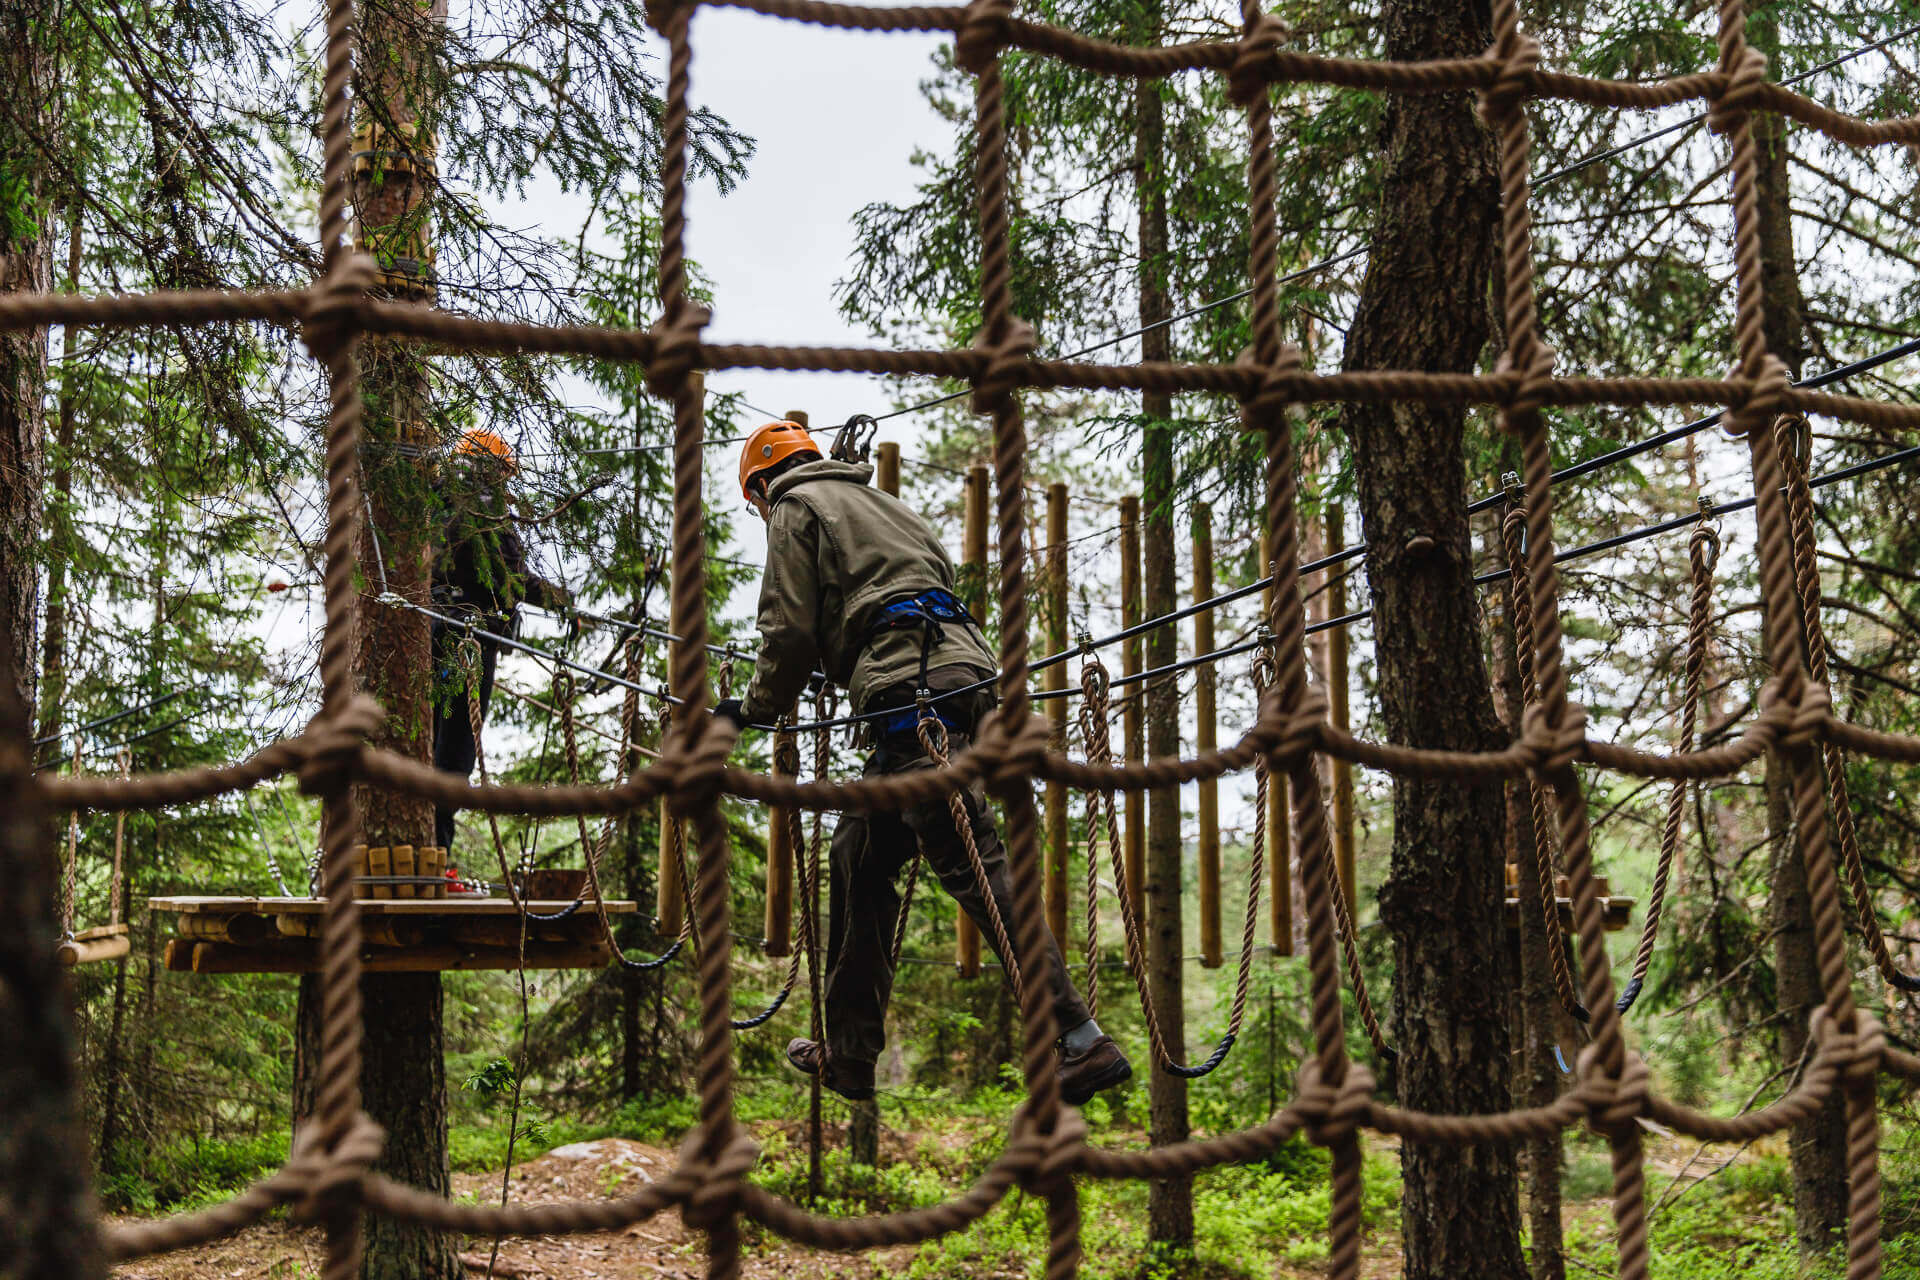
top-left (148, 896), bottom-right (638, 975)
top-left (1502, 869), bottom-right (1634, 932)
top-left (58, 922), bottom-right (130, 967)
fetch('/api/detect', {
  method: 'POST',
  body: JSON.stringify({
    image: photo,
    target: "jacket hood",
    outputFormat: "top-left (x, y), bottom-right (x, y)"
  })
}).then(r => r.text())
top-left (767, 458), bottom-right (874, 503)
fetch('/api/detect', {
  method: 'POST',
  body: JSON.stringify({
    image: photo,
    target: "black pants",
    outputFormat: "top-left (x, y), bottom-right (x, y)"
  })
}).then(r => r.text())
top-left (824, 714), bottom-right (1092, 1069)
top-left (431, 624), bottom-right (499, 851)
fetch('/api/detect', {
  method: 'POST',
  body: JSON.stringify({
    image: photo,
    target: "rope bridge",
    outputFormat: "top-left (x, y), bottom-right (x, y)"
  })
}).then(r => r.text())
top-left (8, 0), bottom-right (1920, 1277)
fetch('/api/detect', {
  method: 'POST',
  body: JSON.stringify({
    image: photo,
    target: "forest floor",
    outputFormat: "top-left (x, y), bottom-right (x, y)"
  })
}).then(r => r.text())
top-left (108, 1127), bottom-right (1766, 1280)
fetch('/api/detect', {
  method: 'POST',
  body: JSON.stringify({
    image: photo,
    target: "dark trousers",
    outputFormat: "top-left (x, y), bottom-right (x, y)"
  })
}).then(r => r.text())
top-left (824, 722), bottom-right (1092, 1069)
top-left (431, 624), bottom-right (499, 851)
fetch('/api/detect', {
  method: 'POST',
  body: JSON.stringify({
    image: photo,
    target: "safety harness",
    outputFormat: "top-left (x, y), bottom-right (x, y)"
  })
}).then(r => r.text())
top-left (863, 586), bottom-right (981, 737)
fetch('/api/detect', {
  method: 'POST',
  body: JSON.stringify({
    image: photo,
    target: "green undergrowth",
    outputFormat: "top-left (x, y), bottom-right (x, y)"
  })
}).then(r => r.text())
top-left (99, 1131), bottom-right (292, 1215)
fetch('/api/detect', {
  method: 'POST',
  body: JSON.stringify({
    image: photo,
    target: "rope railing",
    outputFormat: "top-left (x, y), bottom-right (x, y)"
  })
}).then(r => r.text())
top-left (16, 4), bottom-right (1920, 1280)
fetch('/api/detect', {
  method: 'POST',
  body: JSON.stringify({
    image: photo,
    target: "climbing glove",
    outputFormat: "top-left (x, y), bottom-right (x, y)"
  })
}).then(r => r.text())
top-left (712, 698), bottom-right (749, 730)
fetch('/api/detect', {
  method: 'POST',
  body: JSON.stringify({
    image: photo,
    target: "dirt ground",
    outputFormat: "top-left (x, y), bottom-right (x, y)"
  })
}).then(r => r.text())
top-left (108, 1132), bottom-right (1755, 1280)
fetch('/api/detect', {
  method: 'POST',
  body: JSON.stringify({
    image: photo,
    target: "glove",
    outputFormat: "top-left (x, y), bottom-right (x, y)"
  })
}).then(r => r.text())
top-left (712, 698), bottom-right (749, 731)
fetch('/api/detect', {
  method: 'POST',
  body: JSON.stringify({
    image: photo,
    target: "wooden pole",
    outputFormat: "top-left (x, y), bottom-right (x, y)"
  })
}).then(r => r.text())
top-left (874, 440), bottom-right (900, 496)
top-left (1045, 482), bottom-right (1070, 945)
top-left (1328, 501), bottom-right (1357, 920)
top-left (1262, 528), bottom-right (1292, 955)
top-left (955, 465), bottom-right (988, 977)
top-left (1193, 503), bottom-right (1222, 968)
top-left (1120, 496), bottom-right (1145, 924)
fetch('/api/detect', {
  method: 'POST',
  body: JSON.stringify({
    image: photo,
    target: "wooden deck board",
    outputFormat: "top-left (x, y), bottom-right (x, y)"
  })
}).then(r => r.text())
top-left (148, 896), bottom-right (637, 916)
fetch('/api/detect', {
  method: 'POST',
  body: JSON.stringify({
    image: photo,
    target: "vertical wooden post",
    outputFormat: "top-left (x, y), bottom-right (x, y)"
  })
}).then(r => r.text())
top-left (657, 793), bottom-right (684, 938)
top-left (875, 439), bottom-right (900, 496)
top-left (1045, 482), bottom-right (1070, 945)
top-left (1328, 502), bottom-right (1357, 920)
top-left (955, 464), bottom-right (988, 977)
top-left (1120, 495), bottom-right (1145, 924)
top-left (1193, 503), bottom-right (1222, 968)
top-left (764, 724), bottom-right (794, 957)
top-left (1262, 528), bottom-right (1292, 955)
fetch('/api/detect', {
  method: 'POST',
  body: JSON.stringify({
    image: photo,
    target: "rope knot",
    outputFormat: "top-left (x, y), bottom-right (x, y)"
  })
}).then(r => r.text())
top-left (301, 254), bottom-right (377, 362)
top-left (295, 694), bottom-right (383, 796)
top-left (1782, 681), bottom-right (1830, 752)
top-left (1520, 700), bottom-right (1587, 780)
top-left (1235, 346), bottom-right (1305, 421)
top-left (643, 0), bottom-right (690, 35)
top-left (676, 1126), bottom-right (760, 1233)
top-left (1010, 1105), bottom-right (1088, 1196)
top-left (665, 712), bottom-right (734, 818)
top-left (1576, 1044), bottom-right (1651, 1143)
top-left (1478, 30), bottom-right (1541, 126)
top-left (978, 707), bottom-right (1051, 794)
top-left (1829, 1007), bottom-right (1886, 1090)
top-left (1708, 47), bottom-right (1769, 135)
top-left (290, 1112), bottom-right (385, 1225)
top-left (1272, 687), bottom-right (1326, 771)
top-left (1493, 341), bottom-right (1557, 422)
top-left (969, 318), bottom-right (1036, 414)
top-left (1294, 1059), bottom-right (1375, 1148)
top-left (1720, 353), bottom-right (1790, 437)
top-left (1227, 13), bottom-right (1288, 107)
top-left (644, 304), bottom-right (712, 403)
top-left (954, 0), bottom-right (1014, 74)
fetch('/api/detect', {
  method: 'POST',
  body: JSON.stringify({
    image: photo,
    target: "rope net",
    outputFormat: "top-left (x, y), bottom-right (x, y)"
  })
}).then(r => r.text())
top-left (10, 0), bottom-right (1920, 1277)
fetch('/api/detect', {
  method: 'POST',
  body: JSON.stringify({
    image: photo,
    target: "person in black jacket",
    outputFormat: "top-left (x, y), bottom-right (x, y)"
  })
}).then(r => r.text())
top-left (431, 429), bottom-right (569, 851)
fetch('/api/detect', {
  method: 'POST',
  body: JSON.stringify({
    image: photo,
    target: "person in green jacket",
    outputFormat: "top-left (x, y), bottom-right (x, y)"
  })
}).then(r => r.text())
top-left (712, 420), bottom-right (1131, 1106)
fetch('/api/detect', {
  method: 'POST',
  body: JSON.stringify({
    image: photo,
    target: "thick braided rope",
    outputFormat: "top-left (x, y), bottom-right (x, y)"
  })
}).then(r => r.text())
top-left (33, 0), bottom-right (1920, 1273)
top-left (917, 712), bottom-right (1024, 1003)
top-left (1499, 502), bottom-right (1588, 1024)
top-left (1774, 412), bottom-right (1920, 994)
top-left (1618, 519), bottom-right (1719, 1013)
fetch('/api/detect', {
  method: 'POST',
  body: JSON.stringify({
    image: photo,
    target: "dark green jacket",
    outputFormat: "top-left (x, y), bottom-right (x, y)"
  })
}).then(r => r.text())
top-left (741, 459), bottom-right (994, 722)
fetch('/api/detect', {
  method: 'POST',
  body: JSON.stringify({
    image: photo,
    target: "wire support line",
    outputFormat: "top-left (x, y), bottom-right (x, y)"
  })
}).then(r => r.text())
top-left (32, 688), bottom-right (190, 749)
top-left (773, 436), bottom-right (1920, 734)
top-left (861, 23), bottom-right (1920, 429)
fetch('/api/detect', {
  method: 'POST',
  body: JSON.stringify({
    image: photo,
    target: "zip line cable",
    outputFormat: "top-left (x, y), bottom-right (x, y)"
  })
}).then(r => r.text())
top-left (863, 21), bottom-right (1920, 428)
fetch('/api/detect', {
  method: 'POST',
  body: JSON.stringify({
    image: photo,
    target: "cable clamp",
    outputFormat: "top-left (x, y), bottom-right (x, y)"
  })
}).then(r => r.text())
top-left (1501, 470), bottom-right (1523, 506)
top-left (1076, 629), bottom-right (1095, 657)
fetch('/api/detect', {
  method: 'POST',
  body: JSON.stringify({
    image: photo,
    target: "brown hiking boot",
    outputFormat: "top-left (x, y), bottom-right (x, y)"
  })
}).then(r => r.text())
top-left (1058, 1034), bottom-right (1132, 1105)
top-left (784, 1038), bottom-right (876, 1101)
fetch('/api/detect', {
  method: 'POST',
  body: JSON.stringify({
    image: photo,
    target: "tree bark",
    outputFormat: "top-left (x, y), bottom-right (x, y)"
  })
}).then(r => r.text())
top-left (293, 0), bottom-right (458, 1274)
top-left (34, 212), bottom-right (80, 765)
top-left (1134, 18), bottom-right (1191, 1248)
top-left (0, 654), bottom-right (106, 1280)
top-left (0, 0), bottom-right (54, 726)
top-left (1336, 0), bottom-right (1525, 1274)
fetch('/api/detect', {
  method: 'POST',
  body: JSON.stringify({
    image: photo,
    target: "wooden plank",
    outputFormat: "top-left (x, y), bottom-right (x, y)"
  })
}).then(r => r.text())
top-left (58, 932), bottom-right (131, 967)
top-left (1502, 896), bottom-right (1635, 932)
top-left (149, 896), bottom-right (637, 915)
top-left (164, 938), bottom-right (199, 972)
top-left (184, 939), bottom-right (616, 975)
top-left (392, 845), bottom-right (416, 900)
top-left (368, 845), bottom-right (392, 900)
top-left (71, 922), bottom-right (129, 942)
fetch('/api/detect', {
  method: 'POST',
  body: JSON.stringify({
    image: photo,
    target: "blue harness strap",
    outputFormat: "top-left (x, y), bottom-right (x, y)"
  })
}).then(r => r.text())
top-left (864, 588), bottom-right (981, 739)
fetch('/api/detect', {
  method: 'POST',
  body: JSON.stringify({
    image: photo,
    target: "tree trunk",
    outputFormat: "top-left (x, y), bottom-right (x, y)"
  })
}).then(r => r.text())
top-left (1745, 5), bottom-right (1844, 1252)
top-left (1488, 518), bottom-right (1564, 1280)
top-left (290, 1), bottom-right (457, 1274)
top-left (1134, 14), bottom-right (1191, 1248)
top-left (0, 0), bottom-right (54, 725)
top-left (35, 212), bottom-right (80, 765)
top-left (1336, 0), bottom-right (1525, 1274)
top-left (0, 656), bottom-right (106, 1280)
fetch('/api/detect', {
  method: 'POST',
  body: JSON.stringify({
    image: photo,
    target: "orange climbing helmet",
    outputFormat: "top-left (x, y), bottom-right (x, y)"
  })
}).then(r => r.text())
top-left (738, 421), bottom-right (821, 513)
top-left (455, 428), bottom-right (515, 473)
